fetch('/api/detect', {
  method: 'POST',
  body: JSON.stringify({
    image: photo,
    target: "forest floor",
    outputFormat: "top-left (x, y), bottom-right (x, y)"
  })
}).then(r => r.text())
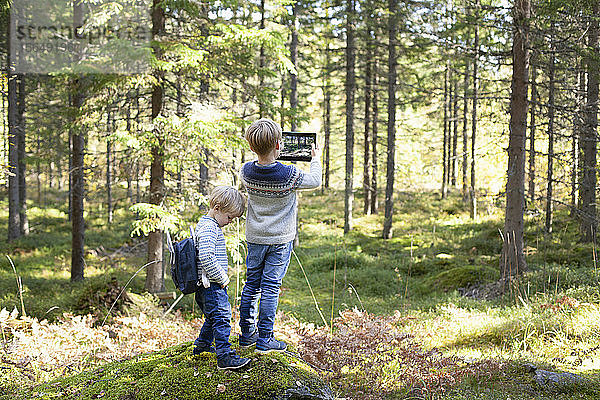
top-left (1, 188), bottom-right (600, 399)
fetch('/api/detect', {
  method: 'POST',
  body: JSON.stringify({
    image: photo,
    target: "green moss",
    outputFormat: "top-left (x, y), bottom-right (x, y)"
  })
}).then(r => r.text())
top-left (442, 362), bottom-right (600, 400)
top-left (7, 343), bottom-right (331, 400)
top-left (428, 265), bottom-right (498, 291)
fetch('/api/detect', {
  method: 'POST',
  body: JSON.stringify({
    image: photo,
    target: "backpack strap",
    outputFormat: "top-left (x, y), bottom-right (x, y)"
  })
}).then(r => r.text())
top-left (166, 231), bottom-right (174, 265)
top-left (167, 231), bottom-right (175, 254)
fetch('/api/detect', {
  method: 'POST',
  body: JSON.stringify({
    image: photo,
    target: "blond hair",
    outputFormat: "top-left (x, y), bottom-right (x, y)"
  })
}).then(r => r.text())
top-left (245, 118), bottom-right (282, 156)
top-left (209, 186), bottom-right (246, 217)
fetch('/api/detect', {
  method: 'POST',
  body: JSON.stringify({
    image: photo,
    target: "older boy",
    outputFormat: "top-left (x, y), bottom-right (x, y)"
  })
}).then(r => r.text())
top-left (193, 186), bottom-right (250, 370)
top-left (239, 118), bottom-right (321, 353)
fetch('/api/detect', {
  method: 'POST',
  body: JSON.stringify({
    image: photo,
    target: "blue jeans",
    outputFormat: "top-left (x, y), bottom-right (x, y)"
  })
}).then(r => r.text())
top-left (239, 241), bottom-right (293, 339)
top-left (194, 283), bottom-right (232, 358)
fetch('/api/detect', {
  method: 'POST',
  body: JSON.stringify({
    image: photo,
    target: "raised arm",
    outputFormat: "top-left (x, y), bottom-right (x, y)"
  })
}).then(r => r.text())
top-left (298, 143), bottom-right (322, 189)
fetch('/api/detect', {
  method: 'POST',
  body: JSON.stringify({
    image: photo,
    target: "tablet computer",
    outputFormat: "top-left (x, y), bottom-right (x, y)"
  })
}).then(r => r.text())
top-left (278, 131), bottom-right (316, 162)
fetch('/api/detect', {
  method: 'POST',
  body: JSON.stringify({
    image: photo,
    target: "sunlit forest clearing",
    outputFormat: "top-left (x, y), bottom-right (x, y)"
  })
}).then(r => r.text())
top-left (3, 190), bottom-right (600, 399)
top-left (3, 0), bottom-right (600, 398)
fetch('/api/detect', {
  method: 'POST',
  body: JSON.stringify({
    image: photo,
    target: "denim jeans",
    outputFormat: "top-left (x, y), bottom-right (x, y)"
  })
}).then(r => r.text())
top-left (239, 241), bottom-right (293, 339)
top-left (194, 283), bottom-right (232, 358)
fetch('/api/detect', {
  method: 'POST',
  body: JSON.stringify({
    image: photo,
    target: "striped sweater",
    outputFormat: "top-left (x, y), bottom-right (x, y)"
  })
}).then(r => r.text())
top-left (240, 158), bottom-right (321, 244)
top-left (194, 215), bottom-right (230, 287)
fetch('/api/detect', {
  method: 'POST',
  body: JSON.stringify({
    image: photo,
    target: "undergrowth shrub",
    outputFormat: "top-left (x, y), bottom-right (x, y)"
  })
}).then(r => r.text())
top-left (298, 309), bottom-right (501, 399)
top-left (75, 277), bottom-right (130, 324)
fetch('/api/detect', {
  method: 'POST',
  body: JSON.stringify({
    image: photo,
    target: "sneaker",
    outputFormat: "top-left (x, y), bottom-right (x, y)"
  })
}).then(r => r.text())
top-left (193, 344), bottom-right (216, 355)
top-left (239, 331), bottom-right (259, 348)
top-left (217, 353), bottom-right (251, 370)
top-left (255, 336), bottom-right (287, 354)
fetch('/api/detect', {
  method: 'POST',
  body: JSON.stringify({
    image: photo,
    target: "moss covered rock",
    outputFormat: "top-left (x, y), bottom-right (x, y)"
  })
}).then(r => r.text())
top-left (5, 343), bottom-right (334, 400)
top-left (428, 265), bottom-right (498, 291)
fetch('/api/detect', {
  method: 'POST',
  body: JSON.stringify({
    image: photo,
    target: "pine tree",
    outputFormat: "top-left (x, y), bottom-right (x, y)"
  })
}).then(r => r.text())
top-left (344, 0), bottom-right (356, 234)
top-left (501, 0), bottom-right (530, 278)
top-left (580, 0), bottom-right (599, 242)
top-left (382, 0), bottom-right (398, 239)
top-left (146, 0), bottom-right (166, 293)
top-left (70, 2), bottom-right (86, 282)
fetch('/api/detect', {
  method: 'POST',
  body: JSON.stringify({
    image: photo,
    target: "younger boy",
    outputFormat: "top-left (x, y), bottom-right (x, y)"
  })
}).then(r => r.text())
top-left (193, 186), bottom-right (251, 370)
top-left (238, 118), bottom-right (321, 353)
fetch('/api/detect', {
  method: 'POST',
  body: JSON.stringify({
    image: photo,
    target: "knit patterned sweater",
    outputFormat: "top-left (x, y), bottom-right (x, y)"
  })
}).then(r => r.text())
top-left (194, 215), bottom-right (230, 287)
top-left (240, 158), bottom-right (322, 244)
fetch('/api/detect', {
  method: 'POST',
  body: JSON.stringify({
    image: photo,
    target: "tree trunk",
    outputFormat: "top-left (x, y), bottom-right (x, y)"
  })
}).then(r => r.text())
top-left (36, 129), bottom-right (41, 204)
top-left (70, 1), bottom-right (87, 282)
top-left (68, 97), bottom-right (72, 218)
top-left (545, 25), bottom-right (555, 234)
top-left (56, 134), bottom-right (63, 191)
top-left (441, 61), bottom-right (449, 199)
top-left (371, 69), bottom-right (379, 214)
top-left (176, 79), bottom-right (183, 194)
top-left (135, 92), bottom-right (141, 206)
top-left (470, 0), bottom-right (479, 220)
top-left (580, 0), bottom-right (600, 242)
top-left (125, 97), bottom-right (133, 203)
top-left (290, 2), bottom-right (300, 246)
top-left (344, 0), bottom-right (356, 234)
top-left (198, 3), bottom-right (210, 96)
top-left (7, 11), bottom-right (20, 242)
top-left (199, 149), bottom-right (209, 195)
top-left (290, 2), bottom-right (299, 131)
top-left (462, 60), bottom-right (469, 200)
top-left (17, 74), bottom-right (28, 235)
top-left (71, 82), bottom-right (86, 282)
top-left (2, 80), bottom-right (6, 192)
top-left (452, 79), bottom-right (458, 187)
top-left (363, 27), bottom-right (373, 214)
top-left (106, 108), bottom-right (113, 225)
top-left (574, 64), bottom-right (586, 213)
top-left (258, 0), bottom-right (266, 117)
top-left (280, 74), bottom-right (286, 129)
top-left (136, 160), bottom-right (141, 204)
top-left (323, 42), bottom-right (331, 189)
top-left (146, 0), bottom-right (166, 293)
top-left (48, 162), bottom-right (54, 188)
top-left (383, 0), bottom-right (397, 239)
top-left (528, 63), bottom-right (536, 205)
top-left (501, 0), bottom-right (529, 279)
top-left (571, 64), bottom-right (585, 212)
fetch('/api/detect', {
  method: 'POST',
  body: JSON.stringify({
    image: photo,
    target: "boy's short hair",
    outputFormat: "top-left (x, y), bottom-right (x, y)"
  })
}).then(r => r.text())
top-left (209, 186), bottom-right (246, 217)
top-left (245, 118), bottom-right (282, 156)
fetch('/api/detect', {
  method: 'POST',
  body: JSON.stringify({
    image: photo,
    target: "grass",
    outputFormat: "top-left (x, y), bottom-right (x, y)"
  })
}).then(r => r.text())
top-left (2, 186), bottom-right (600, 398)
top-left (0, 190), bottom-right (150, 321)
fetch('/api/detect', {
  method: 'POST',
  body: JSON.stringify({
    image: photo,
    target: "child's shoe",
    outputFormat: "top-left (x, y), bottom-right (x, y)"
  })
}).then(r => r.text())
top-left (217, 353), bottom-right (251, 370)
top-left (239, 331), bottom-right (259, 348)
top-left (193, 344), bottom-right (216, 355)
top-left (255, 336), bottom-right (287, 354)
